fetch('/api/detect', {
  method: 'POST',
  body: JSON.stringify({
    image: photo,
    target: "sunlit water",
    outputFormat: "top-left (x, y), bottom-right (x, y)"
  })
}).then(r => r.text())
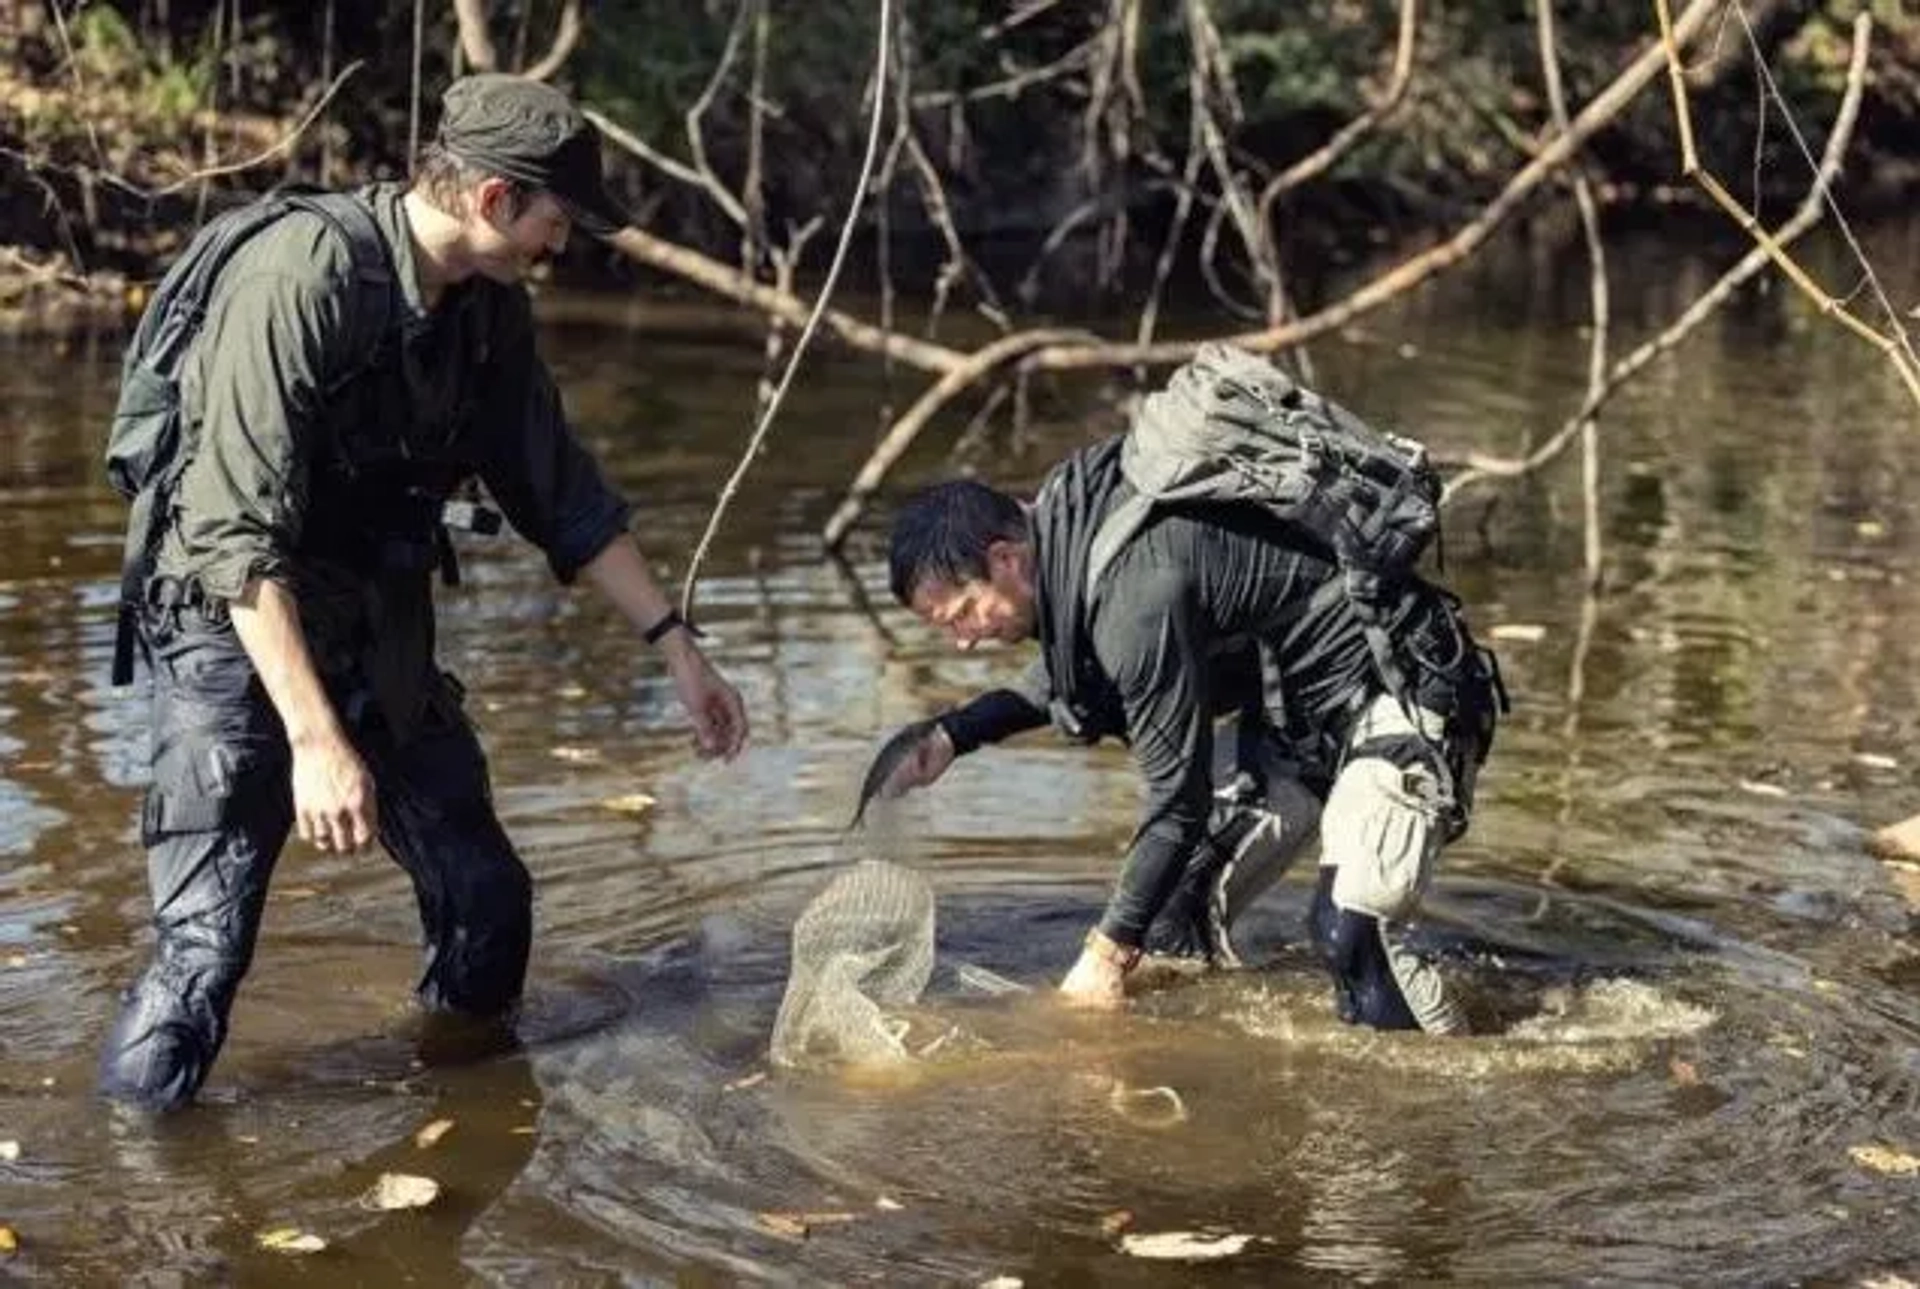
top-left (3, 221), bottom-right (1919, 1285)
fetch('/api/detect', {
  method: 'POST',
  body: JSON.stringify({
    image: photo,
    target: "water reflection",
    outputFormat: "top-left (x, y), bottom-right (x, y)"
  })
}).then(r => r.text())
top-left (2, 220), bottom-right (1920, 1283)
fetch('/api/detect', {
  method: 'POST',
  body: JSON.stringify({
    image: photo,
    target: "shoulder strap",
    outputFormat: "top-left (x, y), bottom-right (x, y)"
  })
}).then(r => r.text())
top-left (109, 190), bottom-right (397, 688)
top-left (280, 190), bottom-right (397, 389)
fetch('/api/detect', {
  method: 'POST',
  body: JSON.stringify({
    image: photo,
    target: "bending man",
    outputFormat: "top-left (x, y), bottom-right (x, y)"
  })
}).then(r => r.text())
top-left (879, 444), bottom-right (1500, 1030)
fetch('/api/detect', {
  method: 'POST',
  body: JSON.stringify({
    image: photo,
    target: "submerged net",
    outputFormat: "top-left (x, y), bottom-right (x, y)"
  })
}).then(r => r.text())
top-left (770, 860), bottom-right (937, 1069)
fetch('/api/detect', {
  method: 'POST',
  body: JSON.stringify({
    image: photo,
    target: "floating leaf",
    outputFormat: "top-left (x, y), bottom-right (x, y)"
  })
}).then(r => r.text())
top-left (366, 1173), bottom-right (440, 1211)
top-left (4, 955), bottom-right (25, 969)
top-left (757, 1210), bottom-right (856, 1240)
top-left (979, 1279), bottom-right (1023, 1289)
top-left (1854, 753), bottom-right (1899, 771)
top-left (1870, 814), bottom-right (1920, 862)
top-left (549, 746), bottom-right (602, 765)
top-left (599, 793), bottom-right (656, 816)
top-left (1850, 1144), bottom-right (1920, 1177)
top-left (0, 1142), bottom-right (18, 1162)
top-left (1120, 1231), bottom-right (1252, 1261)
top-left (724, 1071), bottom-right (768, 1093)
top-left (1099, 1209), bottom-right (1135, 1237)
top-left (1487, 623), bottom-right (1547, 644)
top-left (1668, 1058), bottom-right (1700, 1087)
top-left (554, 684), bottom-right (588, 700)
top-left (257, 1227), bottom-right (326, 1254)
top-left (413, 1119), bottom-right (455, 1149)
top-left (875, 1196), bottom-right (904, 1212)
top-left (1857, 520), bottom-right (1888, 538)
top-left (1737, 780), bottom-right (1789, 799)
top-left (0, 1226), bottom-right (15, 1253)
top-left (757, 1212), bottom-right (810, 1239)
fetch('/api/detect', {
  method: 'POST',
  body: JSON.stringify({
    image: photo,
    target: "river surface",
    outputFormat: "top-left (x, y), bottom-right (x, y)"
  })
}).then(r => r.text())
top-left (2, 221), bottom-right (1920, 1287)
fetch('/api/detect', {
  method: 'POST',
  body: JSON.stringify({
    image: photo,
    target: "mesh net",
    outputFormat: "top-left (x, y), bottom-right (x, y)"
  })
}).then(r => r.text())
top-left (770, 860), bottom-right (937, 1069)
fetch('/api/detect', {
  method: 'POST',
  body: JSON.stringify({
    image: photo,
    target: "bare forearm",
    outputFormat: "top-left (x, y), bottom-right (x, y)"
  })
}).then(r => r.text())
top-left (579, 533), bottom-right (699, 661)
top-left (228, 576), bottom-right (345, 748)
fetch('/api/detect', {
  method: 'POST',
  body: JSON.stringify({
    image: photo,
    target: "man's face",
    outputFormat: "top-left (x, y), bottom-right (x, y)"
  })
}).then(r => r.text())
top-left (469, 182), bottom-right (571, 284)
top-left (908, 541), bottom-right (1036, 651)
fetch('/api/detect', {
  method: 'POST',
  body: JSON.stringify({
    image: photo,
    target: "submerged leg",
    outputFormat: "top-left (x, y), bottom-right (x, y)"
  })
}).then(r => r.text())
top-left (368, 680), bottom-right (532, 1021)
top-left (1312, 694), bottom-right (1467, 1035)
top-left (100, 627), bottom-right (292, 1111)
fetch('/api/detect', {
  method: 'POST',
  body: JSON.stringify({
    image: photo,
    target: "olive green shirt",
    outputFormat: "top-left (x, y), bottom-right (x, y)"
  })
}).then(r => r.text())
top-left (156, 183), bottom-right (632, 732)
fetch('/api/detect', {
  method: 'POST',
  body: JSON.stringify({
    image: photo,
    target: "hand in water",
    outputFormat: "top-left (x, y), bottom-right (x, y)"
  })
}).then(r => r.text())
top-left (1057, 937), bottom-right (1129, 1010)
top-left (292, 733), bottom-right (378, 853)
top-left (664, 640), bottom-right (749, 761)
top-left (880, 723), bottom-right (956, 798)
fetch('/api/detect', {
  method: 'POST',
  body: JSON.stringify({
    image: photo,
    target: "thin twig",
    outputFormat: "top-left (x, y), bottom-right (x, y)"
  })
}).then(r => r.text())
top-left (148, 61), bottom-right (367, 197)
top-left (685, 0), bottom-right (755, 230)
top-left (1257, 0), bottom-right (1418, 210)
top-left (1653, 0), bottom-right (1920, 405)
top-left (409, 0), bottom-right (425, 172)
top-left (681, 0), bottom-right (896, 615)
top-left (45, 0), bottom-right (111, 172)
top-left (1536, 0), bottom-right (1609, 589)
top-left (1445, 12), bottom-right (1873, 497)
top-left (521, 0), bottom-right (584, 82)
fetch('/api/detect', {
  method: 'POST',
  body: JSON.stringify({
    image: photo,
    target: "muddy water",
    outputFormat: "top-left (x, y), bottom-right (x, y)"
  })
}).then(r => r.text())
top-left (2, 222), bottom-right (1920, 1286)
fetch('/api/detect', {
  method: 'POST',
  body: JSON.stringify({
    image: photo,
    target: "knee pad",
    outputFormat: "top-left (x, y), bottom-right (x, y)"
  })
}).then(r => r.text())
top-left (1323, 756), bottom-right (1446, 922)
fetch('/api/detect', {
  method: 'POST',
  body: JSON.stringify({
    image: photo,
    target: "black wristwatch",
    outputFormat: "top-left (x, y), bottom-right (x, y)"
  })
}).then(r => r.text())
top-left (642, 608), bottom-right (703, 645)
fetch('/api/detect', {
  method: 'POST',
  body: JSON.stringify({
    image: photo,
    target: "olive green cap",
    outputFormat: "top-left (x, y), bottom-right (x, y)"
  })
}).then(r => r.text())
top-left (436, 73), bottom-right (628, 237)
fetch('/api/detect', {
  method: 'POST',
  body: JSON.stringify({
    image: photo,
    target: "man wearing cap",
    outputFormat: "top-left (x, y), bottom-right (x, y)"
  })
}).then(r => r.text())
top-left (98, 75), bottom-right (748, 1111)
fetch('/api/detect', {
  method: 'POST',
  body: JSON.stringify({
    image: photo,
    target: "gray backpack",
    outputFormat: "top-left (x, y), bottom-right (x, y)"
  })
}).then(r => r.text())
top-left (1087, 342), bottom-right (1442, 603)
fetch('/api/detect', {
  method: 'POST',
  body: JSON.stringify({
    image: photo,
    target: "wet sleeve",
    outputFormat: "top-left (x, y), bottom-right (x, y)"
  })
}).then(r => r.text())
top-left (474, 295), bottom-right (634, 583)
top-left (1092, 568), bottom-right (1214, 948)
top-left (938, 661), bottom-right (1051, 755)
top-left (171, 267), bottom-right (345, 601)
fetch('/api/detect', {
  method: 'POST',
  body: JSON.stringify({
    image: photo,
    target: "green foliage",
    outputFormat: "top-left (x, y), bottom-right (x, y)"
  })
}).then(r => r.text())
top-left (68, 2), bottom-right (216, 128)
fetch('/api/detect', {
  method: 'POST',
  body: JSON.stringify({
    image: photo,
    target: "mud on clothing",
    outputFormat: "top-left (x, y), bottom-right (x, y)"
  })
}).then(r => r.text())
top-left (102, 184), bottom-right (631, 1110)
top-left (938, 436), bottom-right (1500, 1030)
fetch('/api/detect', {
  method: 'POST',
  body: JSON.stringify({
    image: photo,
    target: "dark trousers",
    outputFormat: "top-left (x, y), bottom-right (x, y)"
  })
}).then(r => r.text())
top-left (98, 615), bottom-right (531, 1112)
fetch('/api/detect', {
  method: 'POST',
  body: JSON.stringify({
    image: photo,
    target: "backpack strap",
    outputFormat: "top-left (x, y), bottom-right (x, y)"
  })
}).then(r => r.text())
top-left (109, 190), bottom-right (397, 686)
top-left (281, 190), bottom-right (396, 395)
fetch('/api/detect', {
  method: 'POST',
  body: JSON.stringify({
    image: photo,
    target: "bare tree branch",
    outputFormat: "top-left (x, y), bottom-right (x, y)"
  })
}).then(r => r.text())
top-left (681, 0), bottom-right (895, 614)
top-left (1445, 13), bottom-right (1873, 498)
top-left (684, 0), bottom-right (755, 229)
top-left (821, 328), bottom-right (1097, 549)
top-left (1536, 0), bottom-right (1609, 588)
top-left (1655, 0), bottom-right (1920, 406)
top-left (521, 0), bottom-right (584, 82)
top-left (1257, 0), bottom-right (1418, 211)
top-left (453, 0), bottom-right (498, 71)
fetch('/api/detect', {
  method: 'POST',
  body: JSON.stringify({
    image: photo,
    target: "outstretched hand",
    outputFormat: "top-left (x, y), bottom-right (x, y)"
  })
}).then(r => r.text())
top-left (663, 637), bottom-right (749, 760)
top-left (879, 722), bottom-right (956, 799)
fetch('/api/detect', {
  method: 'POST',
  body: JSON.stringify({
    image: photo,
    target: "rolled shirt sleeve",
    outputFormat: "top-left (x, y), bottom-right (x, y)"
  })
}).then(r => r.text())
top-left (474, 296), bottom-right (633, 583)
top-left (170, 250), bottom-right (349, 601)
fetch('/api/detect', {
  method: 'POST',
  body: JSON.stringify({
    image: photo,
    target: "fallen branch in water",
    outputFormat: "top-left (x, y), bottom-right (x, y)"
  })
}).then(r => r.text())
top-left (812, 0), bottom-right (1720, 548)
top-left (1654, 0), bottom-right (1920, 408)
top-left (1443, 10), bottom-right (1874, 498)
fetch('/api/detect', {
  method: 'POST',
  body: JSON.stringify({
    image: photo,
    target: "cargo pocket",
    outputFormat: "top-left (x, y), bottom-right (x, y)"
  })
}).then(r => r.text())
top-left (1325, 757), bottom-right (1445, 922)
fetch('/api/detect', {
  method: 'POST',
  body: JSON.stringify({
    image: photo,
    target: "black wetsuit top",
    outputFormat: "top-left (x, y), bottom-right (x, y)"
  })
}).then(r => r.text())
top-left (939, 436), bottom-right (1443, 948)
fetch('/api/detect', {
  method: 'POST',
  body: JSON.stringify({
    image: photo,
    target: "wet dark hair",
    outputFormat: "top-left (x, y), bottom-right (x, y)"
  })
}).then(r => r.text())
top-left (888, 480), bottom-right (1030, 605)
